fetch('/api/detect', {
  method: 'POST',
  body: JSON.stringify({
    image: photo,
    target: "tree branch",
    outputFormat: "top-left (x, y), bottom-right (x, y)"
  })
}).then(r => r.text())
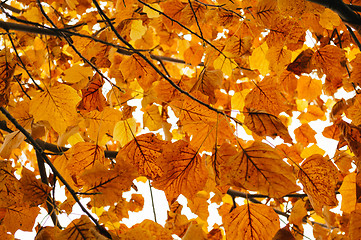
top-left (0, 107), bottom-right (111, 238)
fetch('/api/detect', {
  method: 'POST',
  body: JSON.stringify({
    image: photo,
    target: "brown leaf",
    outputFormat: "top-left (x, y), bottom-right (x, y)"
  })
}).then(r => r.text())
top-left (77, 73), bottom-right (108, 112)
top-left (287, 48), bottom-right (314, 75)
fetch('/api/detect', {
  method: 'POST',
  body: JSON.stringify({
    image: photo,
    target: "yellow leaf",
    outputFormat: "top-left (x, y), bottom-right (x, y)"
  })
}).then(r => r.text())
top-left (29, 84), bottom-right (81, 134)
top-left (143, 3), bottom-right (161, 18)
top-left (130, 20), bottom-right (147, 41)
top-left (300, 144), bottom-right (325, 159)
top-left (113, 118), bottom-right (137, 147)
top-left (338, 173), bottom-right (356, 213)
top-left (143, 104), bottom-right (163, 131)
top-left (81, 107), bottom-right (123, 141)
top-left (63, 64), bottom-right (93, 83)
top-left (221, 141), bottom-right (300, 198)
top-left (298, 154), bottom-right (338, 214)
top-left (223, 203), bottom-right (279, 240)
top-left (213, 52), bottom-right (237, 76)
top-left (182, 222), bottom-right (207, 240)
top-left (249, 41), bottom-right (269, 75)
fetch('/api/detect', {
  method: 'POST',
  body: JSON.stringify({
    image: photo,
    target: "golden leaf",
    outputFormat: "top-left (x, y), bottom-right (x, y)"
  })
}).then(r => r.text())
top-left (143, 104), bottom-right (163, 131)
top-left (298, 154), bottom-right (338, 214)
top-left (289, 200), bottom-right (307, 226)
top-left (221, 141), bottom-right (300, 198)
top-left (223, 203), bottom-right (280, 240)
top-left (29, 84), bottom-right (81, 134)
top-left (0, 130), bottom-right (26, 159)
top-left (0, 49), bottom-right (15, 107)
top-left (244, 108), bottom-right (292, 143)
top-left (113, 118), bottom-right (137, 147)
top-left (266, 46), bottom-right (292, 74)
top-left (338, 173), bottom-right (356, 214)
top-left (152, 140), bottom-right (208, 202)
top-left (81, 107), bottom-right (123, 141)
top-left (62, 64), bottom-right (93, 84)
top-left (119, 53), bottom-right (159, 91)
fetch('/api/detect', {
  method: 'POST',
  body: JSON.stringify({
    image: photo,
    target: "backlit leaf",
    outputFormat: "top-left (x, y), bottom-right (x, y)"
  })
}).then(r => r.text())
top-left (338, 173), bottom-right (356, 213)
top-left (152, 140), bottom-right (208, 202)
top-left (221, 141), bottom-right (300, 198)
top-left (298, 154), bottom-right (338, 213)
top-left (244, 108), bottom-right (292, 143)
top-left (29, 84), bottom-right (81, 134)
top-left (223, 203), bottom-right (279, 240)
top-left (118, 133), bottom-right (164, 179)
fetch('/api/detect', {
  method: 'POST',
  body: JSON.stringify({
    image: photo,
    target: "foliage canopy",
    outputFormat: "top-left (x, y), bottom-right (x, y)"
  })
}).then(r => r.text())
top-left (0, 0), bottom-right (361, 239)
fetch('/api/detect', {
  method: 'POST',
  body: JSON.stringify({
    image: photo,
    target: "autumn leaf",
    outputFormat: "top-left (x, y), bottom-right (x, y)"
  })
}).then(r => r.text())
top-left (29, 84), bottom-right (81, 134)
top-left (287, 48), bottom-right (314, 75)
top-left (244, 76), bottom-right (288, 116)
top-left (221, 141), bottom-right (300, 198)
top-left (338, 173), bottom-right (356, 213)
top-left (118, 133), bottom-right (164, 179)
top-left (244, 108), bottom-right (292, 143)
top-left (223, 203), bottom-right (280, 240)
top-left (19, 168), bottom-right (52, 207)
top-left (294, 123), bottom-right (317, 146)
top-left (152, 140), bottom-right (208, 202)
top-left (0, 49), bottom-right (15, 107)
top-left (77, 73), bottom-right (108, 112)
top-left (298, 154), bottom-right (338, 214)
top-left (56, 215), bottom-right (98, 240)
top-left (81, 161), bottom-right (137, 207)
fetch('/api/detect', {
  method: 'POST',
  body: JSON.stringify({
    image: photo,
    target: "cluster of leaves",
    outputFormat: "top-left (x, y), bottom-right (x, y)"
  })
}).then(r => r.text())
top-left (1, 0), bottom-right (361, 239)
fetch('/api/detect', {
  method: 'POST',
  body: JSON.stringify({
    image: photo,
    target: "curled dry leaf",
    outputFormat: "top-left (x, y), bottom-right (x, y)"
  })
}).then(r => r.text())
top-left (298, 154), bottom-right (338, 214)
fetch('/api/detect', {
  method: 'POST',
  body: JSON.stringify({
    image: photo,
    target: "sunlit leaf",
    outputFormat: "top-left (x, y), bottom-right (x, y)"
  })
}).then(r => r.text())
top-left (298, 154), bottom-right (338, 213)
top-left (223, 203), bottom-right (280, 240)
top-left (338, 173), bottom-right (356, 214)
top-left (29, 84), bottom-right (81, 134)
top-left (221, 141), bottom-right (300, 198)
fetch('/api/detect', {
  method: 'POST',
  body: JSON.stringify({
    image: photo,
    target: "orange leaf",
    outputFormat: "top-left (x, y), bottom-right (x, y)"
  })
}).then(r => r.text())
top-left (244, 108), bottom-right (292, 143)
top-left (294, 123), bottom-right (317, 146)
top-left (350, 209), bottom-right (361, 240)
top-left (191, 67), bottom-right (223, 104)
top-left (152, 140), bottom-right (208, 202)
top-left (0, 49), bottom-right (15, 107)
top-left (221, 141), bottom-right (300, 198)
top-left (1, 206), bottom-right (39, 234)
top-left (56, 215), bottom-right (98, 240)
top-left (298, 154), bottom-right (338, 213)
top-left (297, 76), bottom-right (322, 101)
top-left (118, 133), bottom-right (164, 179)
top-left (338, 173), bottom-right (356, 213)
top-left (338, 120), bottom-right (361, 160)
top-left (81, 162), bottom-right (137, 207)
top-left (19, 168), bottom-right (52, 207)
top-left (223, 203), bottom-right (280, 240)
top-left (77, 73), bottom-right (108, 112)
top-left (245, 76), bottom-right (288, 115)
